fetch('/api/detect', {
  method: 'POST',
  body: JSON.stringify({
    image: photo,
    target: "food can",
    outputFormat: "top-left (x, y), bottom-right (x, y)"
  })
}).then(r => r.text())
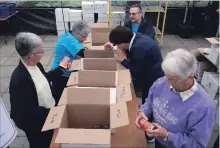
top-left (59, 56), bottom-right (71, 69)
top-left (138, 118), bottom-right (156, 130)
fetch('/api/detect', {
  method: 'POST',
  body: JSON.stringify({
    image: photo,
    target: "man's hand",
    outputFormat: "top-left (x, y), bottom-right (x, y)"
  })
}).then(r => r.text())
top-left (104, 42), bottom-right (113, 50)
top-left (146, 123), bottom-right (168, 139)
top-left (135, 112), bottom-right (148, 128)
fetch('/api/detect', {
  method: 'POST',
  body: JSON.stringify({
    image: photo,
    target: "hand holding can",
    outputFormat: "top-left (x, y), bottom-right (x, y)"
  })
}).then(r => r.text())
top-left (59, 56), bottom-right (71, 69)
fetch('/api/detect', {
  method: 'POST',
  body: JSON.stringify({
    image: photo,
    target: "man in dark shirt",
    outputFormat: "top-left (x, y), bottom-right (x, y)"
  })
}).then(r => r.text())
top-left (124, 4), bottom-right (155, 39)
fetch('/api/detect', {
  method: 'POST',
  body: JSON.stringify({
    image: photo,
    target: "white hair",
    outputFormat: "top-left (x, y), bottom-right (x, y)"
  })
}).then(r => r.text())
top-left (162, 49), bottom-right (197, 80)
top-left (72, 20), bottom-right (90, 36)
top-left (15, 32), bottom-right (43, 59)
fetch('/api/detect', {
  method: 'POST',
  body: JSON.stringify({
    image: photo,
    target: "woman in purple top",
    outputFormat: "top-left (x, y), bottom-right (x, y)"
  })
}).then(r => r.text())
top-left (136, 49), bottom-right (217, 148)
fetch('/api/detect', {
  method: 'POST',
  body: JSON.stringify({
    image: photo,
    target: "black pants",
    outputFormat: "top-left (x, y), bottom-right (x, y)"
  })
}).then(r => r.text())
top-left (25, 130), bottom-right (53, 148)
top-left (52, 75), bottom-right (68, 101)
top-left (155, 140), bottom-right (167, 148)
top-left (213, 135), bottom-right (219, 148)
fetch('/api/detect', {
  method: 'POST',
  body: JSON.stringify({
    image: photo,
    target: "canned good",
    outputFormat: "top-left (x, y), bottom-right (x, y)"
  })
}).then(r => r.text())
top-left (59, 56), bottom-right (71, 69)
top-left (138, 118), bottom-right (156, 130)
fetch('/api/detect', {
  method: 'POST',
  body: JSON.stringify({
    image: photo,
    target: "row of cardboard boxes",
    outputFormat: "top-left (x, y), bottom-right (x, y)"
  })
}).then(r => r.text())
top-left (55, 7), bottom-right (125, 37)
top-left (42, 50), bottom-right (133, 147)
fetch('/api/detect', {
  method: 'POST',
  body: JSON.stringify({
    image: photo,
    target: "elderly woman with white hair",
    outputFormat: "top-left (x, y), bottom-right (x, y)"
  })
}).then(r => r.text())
top-left (9, 32), bottom-right (64, 148)
top-left (135, 49), bottom-right (216, 148)
top-left (51, 20), bottom-right (91, 98)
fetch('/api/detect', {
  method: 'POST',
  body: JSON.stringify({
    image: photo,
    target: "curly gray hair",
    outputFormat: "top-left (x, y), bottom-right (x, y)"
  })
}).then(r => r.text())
top-left (162, 49), bottom-right (197, 80)
top-left (72, 20), bottom-right (90, 37)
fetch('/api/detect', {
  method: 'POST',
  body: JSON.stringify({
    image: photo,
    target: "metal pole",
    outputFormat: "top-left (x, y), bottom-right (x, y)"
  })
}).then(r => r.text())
top-left (160, 0), bottom-right (168, 44)
top-left (108, 0), bottom-right (112, 27)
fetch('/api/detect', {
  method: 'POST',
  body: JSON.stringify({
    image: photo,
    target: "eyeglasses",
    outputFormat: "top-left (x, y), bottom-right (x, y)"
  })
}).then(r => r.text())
top-left (130, 12), bottom-right (140, 16)
top-left (32, 48), bottom-right (44, 55)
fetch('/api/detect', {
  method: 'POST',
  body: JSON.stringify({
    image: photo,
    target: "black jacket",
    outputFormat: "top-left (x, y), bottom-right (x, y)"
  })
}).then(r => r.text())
top-left (9, 60), bottom-right (62, 133)
top-left (125, 19), bottom-right (155, 39)
top-left (121, 33), bottom-right (164, 95)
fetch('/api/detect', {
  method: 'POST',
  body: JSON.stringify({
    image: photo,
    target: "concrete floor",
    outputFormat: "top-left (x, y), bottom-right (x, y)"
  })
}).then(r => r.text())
top-left (0, 35), bottom-right (218, 148)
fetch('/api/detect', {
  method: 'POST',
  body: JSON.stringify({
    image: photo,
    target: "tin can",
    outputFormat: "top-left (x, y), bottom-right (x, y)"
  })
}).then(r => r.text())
top-left (138, 118), bottom-right (156, 130)
top-left (59, 56), bottom-right (71, 69)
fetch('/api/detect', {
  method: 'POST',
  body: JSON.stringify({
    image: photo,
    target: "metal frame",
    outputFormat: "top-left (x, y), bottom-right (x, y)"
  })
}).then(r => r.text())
top-left (108, 0), bottom-right (168, 44)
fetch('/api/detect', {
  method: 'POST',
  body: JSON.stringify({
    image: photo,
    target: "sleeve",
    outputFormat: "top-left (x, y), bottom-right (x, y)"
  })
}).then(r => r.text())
top-left (139, 79), bottom-right (158, 117)
top-left (9, 79), bottom-right (50, 131)
top-left (65, 38), bottom-right (84, 57)
top-left (37, 63), bottom-right (63, 82)
top-left (145, 19), bottom-right (155, 39)
top-left (76, 49), bottom-right (85, 58)
top-left (121, 59), bottom-right (130, 69)
top-left (168, 108), bottom-right (216, 148)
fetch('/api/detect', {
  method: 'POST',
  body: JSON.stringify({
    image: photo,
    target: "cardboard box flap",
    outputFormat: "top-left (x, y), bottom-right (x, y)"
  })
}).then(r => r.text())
top-left (58, 88), bottom-right (68, 106)
top-left (117, 63), bottom-right (127, 70)
top-left (66, 87), bottom-right (116, 105)
top-left (42, 105), bottom-right (66, 131)
top-left (55, 128), bottom-right (111, 145)
top-left (206, 38), bottom-right (219, 44)
top-left (116, 84), bottom-right (132, 103)
top-left (117, 70), bottom-right (131, 85)
top-left (82, 58), bottom-right (117, 71)
top-left (78, 70), bottom-right (117, 87)
top-left (91, 23), bottom-right (109, 28)
top-left (70, 59), bottom-right (81, 71)
top-left (67, 72), bottom-right (78, 87)
top-left (110, 102), bottom-right (129, 128)
top-left (84, 50), bottom-right (114, 58)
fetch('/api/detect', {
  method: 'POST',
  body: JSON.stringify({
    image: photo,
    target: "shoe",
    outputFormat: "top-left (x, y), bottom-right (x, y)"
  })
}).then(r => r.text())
top-left (147, 136), bottom-right (155, 143)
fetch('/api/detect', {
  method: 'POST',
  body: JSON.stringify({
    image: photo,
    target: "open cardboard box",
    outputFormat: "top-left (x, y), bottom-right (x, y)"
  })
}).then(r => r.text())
top-left (60, 84), bottom-right (132, 106)
top-left (70, 58), bottom-right (125, 72)
top-left (81, 58), bottom-right (125, 71)
top-left (42, 87), bottom-right (129, 148)
top-left (91, 23), bottom-right (112, 46)
top-left (84, 50), bottom-right (115, 58)
top-left (67, 69), bottom-right (131, 87)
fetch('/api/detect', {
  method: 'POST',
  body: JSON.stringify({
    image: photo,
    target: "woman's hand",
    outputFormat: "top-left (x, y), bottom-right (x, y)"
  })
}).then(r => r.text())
top-left (135, 111), bottom-right (148, 128)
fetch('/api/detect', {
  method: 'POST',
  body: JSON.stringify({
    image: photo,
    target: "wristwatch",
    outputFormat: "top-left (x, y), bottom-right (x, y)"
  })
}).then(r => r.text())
top-left (163, 132), bottom-right (169, 141)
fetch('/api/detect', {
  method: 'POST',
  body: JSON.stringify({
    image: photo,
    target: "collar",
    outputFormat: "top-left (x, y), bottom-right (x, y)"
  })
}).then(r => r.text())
top-left (170, 79), bottom-right (198, 102)
top-left (128, 33), bottom-right (136, 51)
top-left (21, 59), bottom-right (37, 70)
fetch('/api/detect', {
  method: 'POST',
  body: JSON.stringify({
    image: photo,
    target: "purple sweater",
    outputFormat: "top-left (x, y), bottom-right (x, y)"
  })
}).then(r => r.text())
top-left (139, 77), bottom-right (216, 148)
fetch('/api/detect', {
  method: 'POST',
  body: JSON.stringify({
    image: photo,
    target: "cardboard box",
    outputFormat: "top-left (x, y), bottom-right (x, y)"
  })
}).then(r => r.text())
top-left (42, 88), bottom-right (129, 147)
top-left (56, 22), bottom-right (69, 31)
top-left (49, 84), bottom-right (147, 148)
top-left (94, 1), bottom-right (108, 13)
top-left (82, 1), bottom-right (94, 14)
top-left (67, 69), bottom-right (131, 87)
top-left (69, 9), bottom-right (82, 21)
top-left (81, 58), bottom-right (126, 71)
top-left (59, 86), bottom-right (132, 106)
top-left (201, 72), bottom-right (219, 99)
top-left (92, 23), bottom-right (112, 45)
top-left (55, 8), bottom-right (70, 22)
top-left (207, 48), bottom-right (219, 66)
top-left (84, 50), bottom-right (114, 58)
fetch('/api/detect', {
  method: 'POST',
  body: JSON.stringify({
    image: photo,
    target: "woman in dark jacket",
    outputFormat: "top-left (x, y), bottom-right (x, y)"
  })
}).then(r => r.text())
top-left (9, 32), bottom-right (64, 148)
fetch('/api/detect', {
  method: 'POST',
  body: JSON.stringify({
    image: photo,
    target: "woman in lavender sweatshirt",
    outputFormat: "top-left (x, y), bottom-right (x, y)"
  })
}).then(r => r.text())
top-left (136, 49), bottom-right (217, 148)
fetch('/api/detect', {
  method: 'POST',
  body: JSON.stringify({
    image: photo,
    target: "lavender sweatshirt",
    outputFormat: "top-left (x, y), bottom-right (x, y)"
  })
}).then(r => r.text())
top-left (139, 77), bottom-right (216, 148)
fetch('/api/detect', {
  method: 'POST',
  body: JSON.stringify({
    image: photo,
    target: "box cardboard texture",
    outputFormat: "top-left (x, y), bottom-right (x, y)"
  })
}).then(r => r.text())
top-left (92, 23), bottom-right (112, 45)
top-left (201, 72), bottom-right (219, 99)
top-left (42, 87), bottom-right (129, 147)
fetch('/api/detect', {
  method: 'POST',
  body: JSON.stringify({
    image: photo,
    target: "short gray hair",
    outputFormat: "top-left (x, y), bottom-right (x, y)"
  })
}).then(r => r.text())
top-left (162, 49), bottom-right (197, 80)
top-left (72, 20), bottom-right (90, 36)
top-left (15, 32), bottom-right (43, 59)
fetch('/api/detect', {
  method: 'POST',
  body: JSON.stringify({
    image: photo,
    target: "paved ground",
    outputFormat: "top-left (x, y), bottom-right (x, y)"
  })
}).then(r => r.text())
top-left (0, 35), bottom-right (218, 148)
